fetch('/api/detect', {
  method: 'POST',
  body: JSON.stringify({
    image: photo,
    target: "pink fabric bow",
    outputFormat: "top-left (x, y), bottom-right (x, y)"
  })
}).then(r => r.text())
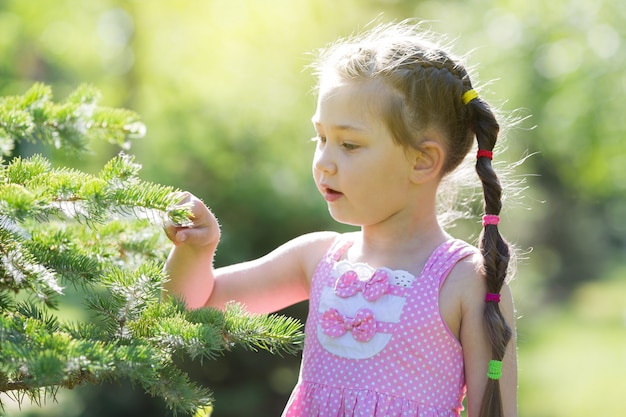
top-left (320, 308), bottom-right (377, 342)
top-left (334, 269), bottom-right (390, 301)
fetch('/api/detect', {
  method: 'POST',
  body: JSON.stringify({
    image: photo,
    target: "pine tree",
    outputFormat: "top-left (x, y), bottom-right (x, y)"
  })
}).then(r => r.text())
top-left (0, 84), bottom-right (304, 416)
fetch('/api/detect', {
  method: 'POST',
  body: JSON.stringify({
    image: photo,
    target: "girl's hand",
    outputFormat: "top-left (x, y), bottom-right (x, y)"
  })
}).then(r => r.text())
top-left (164, 192), bottom-right (220, 250)
top-left (163, 192), bottom-right (220, 309)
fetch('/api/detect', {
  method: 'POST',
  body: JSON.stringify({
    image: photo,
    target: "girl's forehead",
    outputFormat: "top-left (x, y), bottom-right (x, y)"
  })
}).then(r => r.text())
top-left (314, 79), bottom-right (390, 124)
top-left (318, 76), bottom-right (385, 97)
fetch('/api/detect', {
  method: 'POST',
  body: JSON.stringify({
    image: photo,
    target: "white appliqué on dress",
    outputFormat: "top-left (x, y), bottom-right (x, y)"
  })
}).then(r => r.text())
top-left (316, 260), bottom-right (414, 359)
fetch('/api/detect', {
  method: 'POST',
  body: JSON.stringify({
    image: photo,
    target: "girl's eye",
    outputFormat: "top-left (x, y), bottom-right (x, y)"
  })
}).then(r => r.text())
top-left (341, 142), bottom-right (359, 151)
top-left (312, 135), bottom-right (327, 144)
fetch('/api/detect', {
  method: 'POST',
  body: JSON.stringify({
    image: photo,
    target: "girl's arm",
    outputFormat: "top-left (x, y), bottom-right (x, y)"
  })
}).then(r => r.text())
top-left (163, 193), bottom-right (337, 313)
top-left (204, 231), bottom-right (337, 313)
top-left (457, 261), bottom-right (518, 417)
top-left (441, 255), bottom-right (517, 417)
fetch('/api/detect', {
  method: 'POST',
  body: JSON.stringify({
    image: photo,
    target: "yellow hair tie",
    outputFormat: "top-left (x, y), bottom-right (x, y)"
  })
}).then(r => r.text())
top-left (462, 89), bottom-right (479, 105)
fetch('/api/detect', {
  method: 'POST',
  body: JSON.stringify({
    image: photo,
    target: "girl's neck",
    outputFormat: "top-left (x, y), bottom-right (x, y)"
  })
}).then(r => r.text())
top-left (347, 213), bottom-right (448, 272)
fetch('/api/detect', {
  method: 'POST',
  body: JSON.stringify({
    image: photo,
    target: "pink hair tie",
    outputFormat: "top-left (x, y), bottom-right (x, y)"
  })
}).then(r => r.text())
top-left (477, 149), bottom-right (493, 160)
top-left (485, 293), bottom-right (501, 303)
top-left (482, 214), bottom-right (500, 226)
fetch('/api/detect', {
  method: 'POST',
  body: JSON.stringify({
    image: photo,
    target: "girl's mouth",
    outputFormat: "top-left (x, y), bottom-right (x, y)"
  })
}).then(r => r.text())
top-left (322, 186), bottom-right (343, 202)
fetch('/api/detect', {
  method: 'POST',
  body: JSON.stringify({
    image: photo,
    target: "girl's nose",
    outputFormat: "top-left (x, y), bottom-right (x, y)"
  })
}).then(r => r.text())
top-left (312, 145), bottom-right (337, 175)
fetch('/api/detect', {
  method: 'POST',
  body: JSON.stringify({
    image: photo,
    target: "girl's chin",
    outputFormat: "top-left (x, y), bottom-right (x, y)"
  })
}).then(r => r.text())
top-left (327, 210), bottom-right (364, 228)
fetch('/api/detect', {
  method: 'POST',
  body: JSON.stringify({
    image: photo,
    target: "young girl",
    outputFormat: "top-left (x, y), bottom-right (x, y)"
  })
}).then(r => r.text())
top-left (164, 21), bottom-right (517, 417)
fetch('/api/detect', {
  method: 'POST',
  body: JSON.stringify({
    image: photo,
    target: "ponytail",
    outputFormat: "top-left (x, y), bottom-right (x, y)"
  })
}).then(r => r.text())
top-left (466, 90), bottom-right (513, 417)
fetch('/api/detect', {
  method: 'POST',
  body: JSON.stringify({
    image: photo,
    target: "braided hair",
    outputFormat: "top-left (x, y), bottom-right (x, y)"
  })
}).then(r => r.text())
top-left (314, 21), bottom-right (513, 417)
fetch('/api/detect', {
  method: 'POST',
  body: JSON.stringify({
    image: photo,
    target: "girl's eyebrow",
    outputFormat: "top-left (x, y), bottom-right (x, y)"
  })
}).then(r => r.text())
top-left (312, 120), bottom-right (367, 133)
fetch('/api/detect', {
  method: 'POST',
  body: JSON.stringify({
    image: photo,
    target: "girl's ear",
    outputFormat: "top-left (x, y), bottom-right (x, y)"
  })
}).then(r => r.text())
top-left (409, 140), bottom-right (445, 184)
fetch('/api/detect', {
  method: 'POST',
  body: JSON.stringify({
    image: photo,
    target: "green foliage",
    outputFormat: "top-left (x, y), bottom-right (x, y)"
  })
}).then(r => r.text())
top-left (0, 83), bottom-right (143, 156)
top-left (0, 85), bottom-right (304, 416)
top-left (221, 303), bottom-right (304, 356)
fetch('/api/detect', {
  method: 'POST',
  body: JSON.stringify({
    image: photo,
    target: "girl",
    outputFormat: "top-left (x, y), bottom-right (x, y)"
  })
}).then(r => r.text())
top-left (164, 21), bottom-right (517, 417)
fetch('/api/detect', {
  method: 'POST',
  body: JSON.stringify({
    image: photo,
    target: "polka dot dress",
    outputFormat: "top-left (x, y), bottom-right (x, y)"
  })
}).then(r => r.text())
top-left (282, 238), bottom-right (477, 417)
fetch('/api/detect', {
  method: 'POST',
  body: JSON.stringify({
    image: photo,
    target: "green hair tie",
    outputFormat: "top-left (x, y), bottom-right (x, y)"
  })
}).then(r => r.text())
top-left (487, 360), bottom-right (503, 380)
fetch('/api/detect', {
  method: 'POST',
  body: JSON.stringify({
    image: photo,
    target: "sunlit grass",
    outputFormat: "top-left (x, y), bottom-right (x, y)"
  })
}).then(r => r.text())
top-left (518, 273), bottom-right (626, 417)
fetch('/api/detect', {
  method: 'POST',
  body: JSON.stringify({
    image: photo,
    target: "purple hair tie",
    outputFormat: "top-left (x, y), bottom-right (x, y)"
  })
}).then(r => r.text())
top-left (485, 293), bottom-right (501, 303)
top-left (482, 214), bottom-right (500, 226)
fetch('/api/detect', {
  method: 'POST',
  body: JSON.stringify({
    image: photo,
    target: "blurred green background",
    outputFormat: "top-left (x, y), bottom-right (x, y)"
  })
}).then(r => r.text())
top-left (1, 0), bottom-right (624, 416)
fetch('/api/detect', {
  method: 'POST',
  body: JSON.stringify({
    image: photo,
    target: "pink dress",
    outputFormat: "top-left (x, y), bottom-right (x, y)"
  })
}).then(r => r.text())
top-left (282, 237), bottom-right (477, 417)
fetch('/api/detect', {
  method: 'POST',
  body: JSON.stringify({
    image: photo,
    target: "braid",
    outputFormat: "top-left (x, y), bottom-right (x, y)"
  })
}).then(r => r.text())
top-left (468, 96), bottom-right (513, 417)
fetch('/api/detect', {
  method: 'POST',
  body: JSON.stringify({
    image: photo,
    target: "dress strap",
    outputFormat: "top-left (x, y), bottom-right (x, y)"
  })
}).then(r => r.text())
top-left (439, 239), bottom-right (478, 288)
top-left (325, 235), bottom-right (354, 263)
top-left (419, 239), bottom-right (478, 288)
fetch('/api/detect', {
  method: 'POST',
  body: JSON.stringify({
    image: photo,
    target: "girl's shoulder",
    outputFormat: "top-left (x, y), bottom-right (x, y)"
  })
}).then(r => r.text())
top-left (444, 244), bottom-right (514, 315)
top-left (286, 231), bottom-right (342, 277)
top-left (288, 230), bottom-right (341, 250)
top-left (441, 245), bottom-right (486, 303)
top-left (290, 230), bottom-right (360, 252)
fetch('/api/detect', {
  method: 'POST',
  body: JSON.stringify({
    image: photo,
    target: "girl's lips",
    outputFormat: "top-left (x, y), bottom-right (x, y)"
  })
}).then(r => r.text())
top-left (321, 186), bottom-right (343, 202)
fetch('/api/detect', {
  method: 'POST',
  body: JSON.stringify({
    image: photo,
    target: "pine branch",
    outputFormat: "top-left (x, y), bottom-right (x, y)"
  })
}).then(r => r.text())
top-left (222, 302), bottom-right (305, 356)
top-left (0, 228), bottom-right (63, 306)
top-left (0, 83), bottom-right (144, 155)
top-left (0, 84), bottom-right (305, 416)
top-left (1, 153), bottom-right (188, 226)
